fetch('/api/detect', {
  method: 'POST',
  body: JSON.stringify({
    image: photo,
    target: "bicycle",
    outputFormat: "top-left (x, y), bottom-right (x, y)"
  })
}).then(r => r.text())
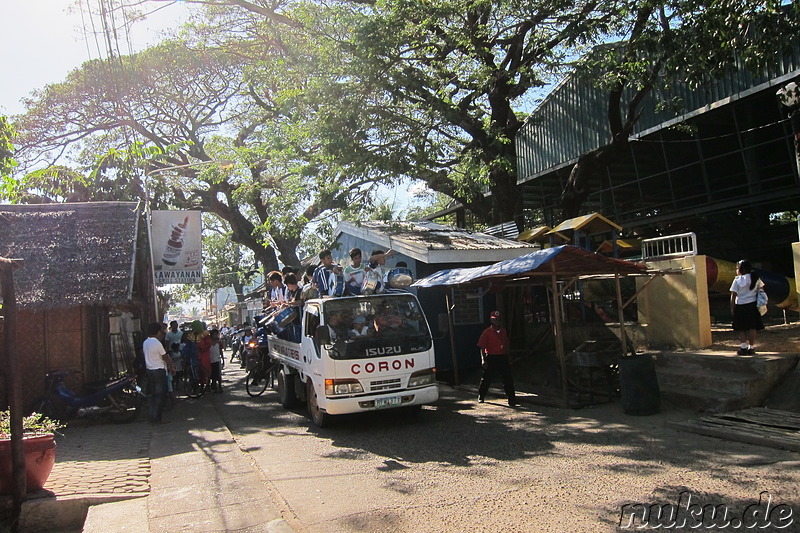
top-left (182, 361), bottom-right (206, 399)
top-left (245, 347), bottom-right (280, 397)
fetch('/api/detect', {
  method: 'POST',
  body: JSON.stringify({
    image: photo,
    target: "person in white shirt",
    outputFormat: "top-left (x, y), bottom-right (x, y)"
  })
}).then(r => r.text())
top-left (729, 259), bottom-right (765, 355)
top-left (368, 249), bottom-right (395, 293)
top-left (208, 329), bottom-right (225, 393)
top-left (268, 271), bottom-right (287, 307)
top-left (143, 322), bottom-right (174, 424)
top-left (164, 321), bottom-right (184, 384)
top-left (344, 247), bottom-right (367, 295)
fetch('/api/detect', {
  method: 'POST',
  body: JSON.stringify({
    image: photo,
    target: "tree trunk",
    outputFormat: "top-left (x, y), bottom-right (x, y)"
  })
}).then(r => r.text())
top-left (488, 164), bottom-right (523, 228)
top-left (273, 236), bottom-right (302, 270)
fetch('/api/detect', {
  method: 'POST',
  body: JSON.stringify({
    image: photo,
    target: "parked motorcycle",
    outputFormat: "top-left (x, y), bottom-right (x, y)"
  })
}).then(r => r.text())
top-left (229, 329), bottom-right (244, 364)
top-left (36, 370), bottom-right (143, 424)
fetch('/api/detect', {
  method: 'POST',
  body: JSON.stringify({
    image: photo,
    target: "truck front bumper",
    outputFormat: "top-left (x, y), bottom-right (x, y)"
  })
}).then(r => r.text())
top-left (322, 385), bottom-right (439, 415)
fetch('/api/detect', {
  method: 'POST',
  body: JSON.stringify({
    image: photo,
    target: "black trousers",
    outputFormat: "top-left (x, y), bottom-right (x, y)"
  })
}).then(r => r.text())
top-left (478, 354), bottom-right (515, 402)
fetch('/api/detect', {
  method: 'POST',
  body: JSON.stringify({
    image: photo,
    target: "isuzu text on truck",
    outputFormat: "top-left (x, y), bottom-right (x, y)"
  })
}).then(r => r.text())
top-left (265, 292), bottom-right (438, 427)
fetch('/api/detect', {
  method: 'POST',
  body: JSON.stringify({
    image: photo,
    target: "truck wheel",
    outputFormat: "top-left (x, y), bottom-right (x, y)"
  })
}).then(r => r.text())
top-left (277, 368), bottom-right (296, 408)
top-left (307, 380), bottom-right (332, 428)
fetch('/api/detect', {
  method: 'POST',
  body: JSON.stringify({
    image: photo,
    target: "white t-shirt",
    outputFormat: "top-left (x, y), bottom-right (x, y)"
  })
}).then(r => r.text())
top-left (730, 273), bottom-right (764, 305)
top-left (165, 329), bottom-right (183, 356)
top-left (344, 265), bottom-right (366, 290)
top-left (143, 336), bottom-right (167, 370)
top-left (209, 342), bottom-right (222, 364)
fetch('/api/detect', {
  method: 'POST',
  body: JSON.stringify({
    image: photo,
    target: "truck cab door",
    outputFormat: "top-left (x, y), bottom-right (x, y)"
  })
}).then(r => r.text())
top-left (303, 304), bottom-right (322, 363)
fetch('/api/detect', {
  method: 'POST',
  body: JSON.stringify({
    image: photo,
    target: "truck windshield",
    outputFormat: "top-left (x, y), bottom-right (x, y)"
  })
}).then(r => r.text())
top-left (322, 294), bottom-right (432, 360)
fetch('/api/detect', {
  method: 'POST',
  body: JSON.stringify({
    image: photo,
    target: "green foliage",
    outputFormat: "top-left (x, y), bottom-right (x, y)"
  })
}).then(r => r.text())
top-left (11, 0), bottom-right (800, 269)
top-left (0, 116), bottom-right (17, 179)
top-left (0, 410), bottom-right (65, 439)
top-left (769, 211), bottom-right (800, 225)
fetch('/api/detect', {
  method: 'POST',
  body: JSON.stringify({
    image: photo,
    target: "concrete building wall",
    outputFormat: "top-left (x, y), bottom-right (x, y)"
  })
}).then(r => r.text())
top-left (637, 255), bottom-right (712, 349)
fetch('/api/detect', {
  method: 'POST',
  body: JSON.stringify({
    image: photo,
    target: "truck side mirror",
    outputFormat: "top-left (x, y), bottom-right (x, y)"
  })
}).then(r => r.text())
top-left (315, 325), bottom-right (332, 345)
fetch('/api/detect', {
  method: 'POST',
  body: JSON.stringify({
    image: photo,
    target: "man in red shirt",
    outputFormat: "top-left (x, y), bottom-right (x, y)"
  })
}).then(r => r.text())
top-left (477, 310), bottom-right (517, 406)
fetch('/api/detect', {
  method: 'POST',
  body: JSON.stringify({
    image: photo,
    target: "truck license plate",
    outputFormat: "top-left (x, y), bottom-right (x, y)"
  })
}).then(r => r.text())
top-left (375, 396), bottom-right (401, 409)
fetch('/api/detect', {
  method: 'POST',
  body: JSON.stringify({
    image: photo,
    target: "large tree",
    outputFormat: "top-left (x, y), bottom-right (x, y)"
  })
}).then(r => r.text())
top-left (0, 116), bottom-right (16, 179)
top-left (185, 0), bottom-right (618, 228)
top-left (10, 38), bottom-right (383, 270)
top-left (172, 0), bottom-right (800, 226)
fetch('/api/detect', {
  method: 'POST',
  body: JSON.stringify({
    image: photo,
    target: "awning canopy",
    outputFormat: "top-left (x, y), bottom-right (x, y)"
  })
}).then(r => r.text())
top-left (412, 245), bottom-right (645, 287)
top-left (547, 212), bottom-right (622, 235)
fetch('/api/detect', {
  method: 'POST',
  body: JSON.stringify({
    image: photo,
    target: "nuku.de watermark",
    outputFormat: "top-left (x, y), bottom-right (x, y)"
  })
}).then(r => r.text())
top-left (619, 491), bottom-right (793, 529)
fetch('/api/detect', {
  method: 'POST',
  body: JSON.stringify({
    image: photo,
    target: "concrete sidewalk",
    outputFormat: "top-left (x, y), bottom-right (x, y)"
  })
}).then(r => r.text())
top-left (13, 369), bottom-right (293, 532)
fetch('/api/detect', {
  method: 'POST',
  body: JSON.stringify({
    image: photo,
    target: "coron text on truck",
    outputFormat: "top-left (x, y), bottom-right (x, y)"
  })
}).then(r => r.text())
top-left (266, 291), bottom-right (438, 427)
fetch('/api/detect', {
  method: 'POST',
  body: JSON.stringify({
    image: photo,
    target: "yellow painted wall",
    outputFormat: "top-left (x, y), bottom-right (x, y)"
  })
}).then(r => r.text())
top-left (793, 243), bottom-right (800, 311)
top-left (637, 255), bottom-right (712, 349)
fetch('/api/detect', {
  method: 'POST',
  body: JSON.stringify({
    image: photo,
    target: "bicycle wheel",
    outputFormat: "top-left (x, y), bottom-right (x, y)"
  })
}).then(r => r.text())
top-left (106, 388), bottom-right (142, 423)
top-left (246, 362), bottom-right (269, 397)
top-left (184, 369), bottom-right (203, 399)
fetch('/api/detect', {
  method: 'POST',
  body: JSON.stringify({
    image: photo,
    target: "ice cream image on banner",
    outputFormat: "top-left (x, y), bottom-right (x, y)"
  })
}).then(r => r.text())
top-left (162, 216), bottom-right (188, 267)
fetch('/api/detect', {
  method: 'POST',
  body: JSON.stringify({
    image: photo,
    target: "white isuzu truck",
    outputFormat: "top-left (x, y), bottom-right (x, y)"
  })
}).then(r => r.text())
top-left (266, 292), bottom-right (438, 427)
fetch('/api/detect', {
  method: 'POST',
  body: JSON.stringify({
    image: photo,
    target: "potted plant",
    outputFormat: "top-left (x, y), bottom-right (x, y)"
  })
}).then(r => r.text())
top-left (0, 410), bottom-right (63, 494)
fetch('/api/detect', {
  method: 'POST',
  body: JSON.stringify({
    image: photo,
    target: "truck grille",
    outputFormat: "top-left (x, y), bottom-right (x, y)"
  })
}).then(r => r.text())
top-left (370, 378), bottom-right (402, 392)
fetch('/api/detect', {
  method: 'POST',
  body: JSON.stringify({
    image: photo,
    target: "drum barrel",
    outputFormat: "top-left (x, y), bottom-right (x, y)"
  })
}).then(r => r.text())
top-left (618, 353), bottom-right (661, 416)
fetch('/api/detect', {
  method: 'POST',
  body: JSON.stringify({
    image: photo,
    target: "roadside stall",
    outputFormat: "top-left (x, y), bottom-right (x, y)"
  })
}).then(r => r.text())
top-left (412, 245), bottom-right (663, 410)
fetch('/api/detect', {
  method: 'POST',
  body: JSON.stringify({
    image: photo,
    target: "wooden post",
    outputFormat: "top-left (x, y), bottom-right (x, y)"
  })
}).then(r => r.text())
top-left (1, 257), bottom-right (25, 528)
top-left (615, 273), bottom-right (628, 356)
top-left (445, 292), bottom-right (460, 386)
top-left (551, 268), bottom-right (568, 407)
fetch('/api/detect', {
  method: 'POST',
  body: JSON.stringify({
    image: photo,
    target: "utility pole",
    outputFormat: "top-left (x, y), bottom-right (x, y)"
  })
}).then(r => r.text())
top-left (1, 257), bottom-right (25, 531)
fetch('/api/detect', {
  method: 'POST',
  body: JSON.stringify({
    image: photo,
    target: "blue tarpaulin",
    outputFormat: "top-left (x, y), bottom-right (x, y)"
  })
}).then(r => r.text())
top-left (412, 245), bottom-right (645, 287)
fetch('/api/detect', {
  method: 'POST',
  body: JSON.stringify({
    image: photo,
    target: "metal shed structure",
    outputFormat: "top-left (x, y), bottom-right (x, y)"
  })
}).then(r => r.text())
top-left (413, 245), bottom-right (654, 407)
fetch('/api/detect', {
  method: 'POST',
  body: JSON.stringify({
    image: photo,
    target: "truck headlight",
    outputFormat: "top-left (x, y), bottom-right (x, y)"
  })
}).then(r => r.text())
top-left (325, 378), bottom-right (364, 396)
top-left (408, 368), bottom-right (435, 388)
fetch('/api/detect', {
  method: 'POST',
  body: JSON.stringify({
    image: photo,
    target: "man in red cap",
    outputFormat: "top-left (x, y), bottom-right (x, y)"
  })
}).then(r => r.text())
top-left (477, 310), bottom-right (517, 406)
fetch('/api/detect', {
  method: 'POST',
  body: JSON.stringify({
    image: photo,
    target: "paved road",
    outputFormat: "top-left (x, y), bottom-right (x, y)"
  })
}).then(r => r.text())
top-left (216, 366), bottom-right (800, 533)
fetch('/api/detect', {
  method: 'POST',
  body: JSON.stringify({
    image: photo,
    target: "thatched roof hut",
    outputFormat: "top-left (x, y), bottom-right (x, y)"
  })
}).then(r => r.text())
top-left (0, 202), bottom-right (149, 310)
top-left (0, 202), bottom-right (156, 411)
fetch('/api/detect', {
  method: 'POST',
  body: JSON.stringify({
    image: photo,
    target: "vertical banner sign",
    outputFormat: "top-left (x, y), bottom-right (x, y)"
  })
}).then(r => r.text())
top-left (151, 210), bottom-right (202, 284)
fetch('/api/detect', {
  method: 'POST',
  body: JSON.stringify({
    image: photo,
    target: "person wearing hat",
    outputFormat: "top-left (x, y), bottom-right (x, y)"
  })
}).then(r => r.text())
top-left (477, 310), bottom-right (517, 406)
top-left (350, 315), bottom-right (370, 337)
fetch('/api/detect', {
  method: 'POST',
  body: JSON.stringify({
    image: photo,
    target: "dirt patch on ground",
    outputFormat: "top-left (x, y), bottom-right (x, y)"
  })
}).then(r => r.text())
top-left (709, 319), bottom-right (800, 353)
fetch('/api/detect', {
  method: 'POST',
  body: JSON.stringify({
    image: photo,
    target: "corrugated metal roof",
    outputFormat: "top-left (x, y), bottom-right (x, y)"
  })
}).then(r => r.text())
top-left (516, 43), bottom-right (800, 183)
top-left (335, 221), bottom-right (535, 264)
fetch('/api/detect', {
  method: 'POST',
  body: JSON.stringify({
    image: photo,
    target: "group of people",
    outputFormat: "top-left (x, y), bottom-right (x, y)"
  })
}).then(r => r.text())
top-left (252, 247), bottom-right (401, 341)
top-left (310, 247), bottom-right (399, 298)
top-left (141, 319), bottom-right (226, 424)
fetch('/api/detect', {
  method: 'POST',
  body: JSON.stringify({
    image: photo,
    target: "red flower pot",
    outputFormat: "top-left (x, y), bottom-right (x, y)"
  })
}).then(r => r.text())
top-left (0, 434), bottom-right (57, 494)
